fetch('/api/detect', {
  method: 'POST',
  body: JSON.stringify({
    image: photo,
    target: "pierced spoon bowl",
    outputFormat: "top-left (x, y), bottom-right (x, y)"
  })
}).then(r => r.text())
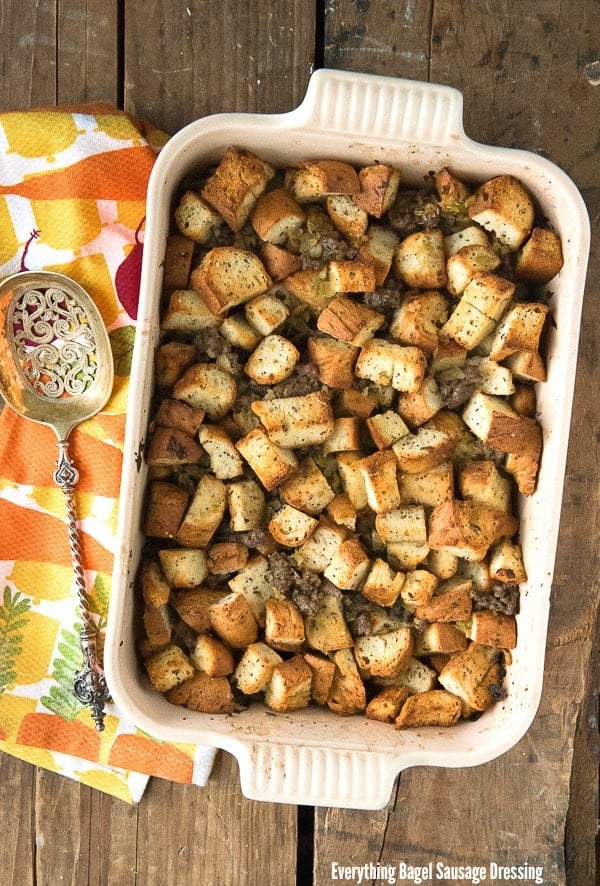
top-left (0, 271), bottom-right (114, 731)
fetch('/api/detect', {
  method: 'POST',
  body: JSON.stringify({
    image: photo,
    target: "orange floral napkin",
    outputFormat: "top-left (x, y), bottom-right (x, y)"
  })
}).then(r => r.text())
top-left (0, 105), bottom-right (217, 802)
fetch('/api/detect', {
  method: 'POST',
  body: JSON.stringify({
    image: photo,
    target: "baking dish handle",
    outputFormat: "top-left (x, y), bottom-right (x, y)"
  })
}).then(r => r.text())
top-left (296, 67), bottom-right (465, 147)
top-left (235, 741), bottom-right (401, 810)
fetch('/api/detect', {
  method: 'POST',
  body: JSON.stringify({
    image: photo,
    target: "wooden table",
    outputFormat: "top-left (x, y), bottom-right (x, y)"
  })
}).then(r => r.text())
top-left (1, 2), bottom-right (599, 884)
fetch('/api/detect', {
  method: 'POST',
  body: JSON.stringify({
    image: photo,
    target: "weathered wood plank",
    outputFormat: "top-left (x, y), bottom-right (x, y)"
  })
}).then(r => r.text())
top-left (317, 1), bottom-right (600, 883)
top-left (123, 0), bottom-right (317, 134)
top-left (136, 752), bottom-right (298, 886)
top-left (0, 754), bottom-right (36, 886)
top-left (0, 1), bottom-right (119, 110)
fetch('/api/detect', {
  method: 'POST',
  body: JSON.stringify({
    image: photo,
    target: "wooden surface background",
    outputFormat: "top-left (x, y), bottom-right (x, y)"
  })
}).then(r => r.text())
top-left (1, 2), bottom-right (599, 884)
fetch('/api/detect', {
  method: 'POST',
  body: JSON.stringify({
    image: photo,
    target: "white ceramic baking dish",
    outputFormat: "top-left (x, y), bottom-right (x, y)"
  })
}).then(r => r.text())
top-left (105, 69), bottom-right (590, 809)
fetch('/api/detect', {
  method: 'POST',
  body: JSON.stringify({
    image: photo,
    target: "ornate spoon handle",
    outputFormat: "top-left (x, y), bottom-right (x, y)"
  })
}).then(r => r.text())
top-left (55, 440), bottom-right (110, 732)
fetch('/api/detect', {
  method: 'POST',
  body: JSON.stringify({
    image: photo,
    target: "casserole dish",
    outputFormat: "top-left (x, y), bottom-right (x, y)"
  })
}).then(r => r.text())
top-left (105, 69), bottom-right (590, 809)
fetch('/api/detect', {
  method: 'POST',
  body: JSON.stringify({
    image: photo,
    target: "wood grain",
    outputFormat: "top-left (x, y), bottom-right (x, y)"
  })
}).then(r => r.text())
top-left (123, 0), bottom-right (317, 134)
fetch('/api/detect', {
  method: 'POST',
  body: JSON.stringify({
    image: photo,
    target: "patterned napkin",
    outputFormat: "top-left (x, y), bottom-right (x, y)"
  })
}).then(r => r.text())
top-left (0, 105), bottom-right (217, 802)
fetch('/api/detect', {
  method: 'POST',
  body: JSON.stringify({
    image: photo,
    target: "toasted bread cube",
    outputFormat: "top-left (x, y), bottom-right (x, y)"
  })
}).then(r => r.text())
top-left (389, 290), bottom-right (449, 353)
top-left (145, 644), bottom-right (194, 693)
top-left (366, 685), bottom-right (410, 723)
top-left (435, 167), bottom-right (471, 213)
top-left (169, 586), bottom-right (227, 633)
top-left (201, 146), bottom-right (274, 231)
top-left (322, 417), bottom-right (362, 454)
top-left (354, 164), bottom-right (401, 217)
top-left (361, 557), bottom-right (405, 607)
top-left (446, 244), bottom-right (502, 296)
top-left (265, 598), bottom-right (306, 652)
top-left (139, 559), bottom-right (172, 608)
top-left (413, 623), bottom-right (468, 656)
top-left (386, 657), bottom-right (438, 694)
top-left (280, 457), bottom-right (335, 515)
top-left (324, 538), bottom-right (370, 590)
top-left (191, 633), bottom-right (235, 677)
top-left (354, 627), bottom-right (413, 677)
top-left (467, 174), bottom-right (534, 251)
top-left (458, 270), bottom-right (516, 320)
top-left (233, 642), bottom-right (283, 694)
top-left (235, 427), bottom-right (298, 491)
top-left (176, 473), bottom-right (226, 548)
top-left (227, 553), bottom-right (280, 627)
top-left (459, 459), bottom-right (513, 513)
top-left (154, 341), bottom-right (196, 388)
top-left (400, 568), bottom-right (439, 609)
top-left (505, 350), bottom-right (547, 384)
top-left (250, 187), bottom-right (306, 244)
top-left (336, 452), bottom-right (369, 510)
top-left (173, 362), bottom-right (237, 421)
top-left (158, 547), bottom-right (208, 589)
top-left (143, 604), bottom-right (174, 646)
top-left (392, 428), bottom-right (455, 474)
top-left (290, 159), bottom-right (360, 202)
top-left (430, 338), bottom-right (468, 373)
top-left (470, 611), bottom-right (517, 649)
top-left (269, 505), bottom-right (318, 548)
top-left (198, 425), bottom-right (244, 480)
top-left (174, 190), bottom-right (224, 244)
top-left (375, 505), bottom-right (428, 545)
top-left (514, 227), bottom-right (563, 285)
top-left (219, 313), bottom-right (262, 351)
top-left (264, 654), bottom-right (314, 712)
top-left (488, 538), bottom-right (527, 583)
top-left (175, 672), bottom-right (235, 713)
top-left (303, 652), bottom-right (337, 705)
top-left (488, 301), bottom-right (550, 361)
top-left (326, 259), bottom-right (375, 296)
top-left (460, 559), bottom-right (493, 593)
top-left (207, 541), bottom-right (249, 575)
top-left (438, 642), bottom-right (501, 711)
top-left (393, 228), bottom-right (447, 289)
top-left (161, 288), bottom-right (220, 334)
top-left (443, 224), bottom-right (490, 256)
top-left (399, 461), bottom-right (454, 508)
top-left (366, 410), bottom-right (410, 450)
top-left (244, 292), bottom-right (291, 335)
top-left (336, 388), bottom-right (378, 420)
top-left (327, 648), bottom-right (367, 716)
top-left (440, 298), bottom-right (497, 350)
top-left (283, 266), bottom-right (336, 314)
top-left (325, 194), bottom-right (369, 246)
top-left (464, 356), bottom-right (515, 397)
top-left (259, 242), bottom-right (303, 281)
top-left (395, 689), bottom-right (462, 728)
top-left (326, 494), bottom-right (357, 532)
top-left (191, 246), bottom-right (272, 314)
top-left (462, 391), bottom-right (542, 455)
top-left (226, 478), bottom-right (266, 530)
top-left (209, 591), bottom-right (259, 649)
top-left (251, 391), bottom-right (334, 448)
top-left (396, 375), bottom-right (443, 428)
top-left (357, 450), bottom-right (401, 514)
top-left (428, 500), bottom-right (518, 562)
top-left (415, 576), bottom-right (473, 622)
top-left (307, 335), bottom-right (359, 390)
top-left (145, 426), bottom-right (202, 467)
top-left (504, 423), bottom-right (543, 496)
top-left (154, 398), bottom-right (205, 438)
top-left (294, 516), bottom-right (347, 573)
top-left (144, 480), bottom-right (189, 539)
top-left (355, 338), bottom-right (427, 393)
top-left (357, 225), bottom-right (399, 285)
top-left (163, 234), bottom-right (195, 291)
top-left (317, 295), bottom-right (384, 346)
top-left (244, 333), bottom-right (300, 385)
top-left (426, 548), bottom-right (459, 580)
top-left (305, 594), bottom-right (353, 653)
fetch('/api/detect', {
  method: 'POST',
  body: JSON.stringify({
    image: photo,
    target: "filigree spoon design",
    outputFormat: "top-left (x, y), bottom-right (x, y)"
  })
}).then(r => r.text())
top-left (0, 271), bottom-right (114, 731)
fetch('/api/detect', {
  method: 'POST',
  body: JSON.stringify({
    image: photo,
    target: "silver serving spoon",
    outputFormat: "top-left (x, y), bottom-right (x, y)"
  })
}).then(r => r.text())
top-left (0, 271), bottom-right (114, 731)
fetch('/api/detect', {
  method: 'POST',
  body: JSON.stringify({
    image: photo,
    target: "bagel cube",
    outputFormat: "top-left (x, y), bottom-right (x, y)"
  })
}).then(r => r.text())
top-left (264, 654), bottom-right (314, 712)
top-left (305, 594), bottom-right (353, 653)
top-left (157, 547), bottom-right (208, 589)
top-left (393, 228), bottom-right (447, 290)
top-left (191, 246), bottom-right (272, 314)
top-left (251, 391), bottom-right (334, 448)
top-left (201, 146), bottom-right (274, 231)
top-left (467, 174), bottom-right (535, 251)
top-left (174, 190), bottom-right (224, 244)
top-left (354, 164), bottom-right (401, 217)
top-left (354, 626), bottom-right (413, 677)
top-left (303, 652), bottom-right (337, 705)
top-left (161, 288), bottom-right (220, 333)
top-left (173, 362), bottom-right (237, 421)
top-left (269, 504), bottom-right (318, 548)
top-left (250, 187), bottom-right (306, 244)
top-left (395, 689), bottom-right (462, 728)
top-left (514, 226), bottom-right (563, 285)
top-left (235, 427), bottom-right (298, 491)
top-left (307, 335), bottom-right (359, 389)
top-left (175, 473), bottom-right (226, 549)
top-left (144, 644), bottom-right (194, 693)
top-left (209, 592), bottom-right (259, 649)
top-left (361, 557), bottom-right (405, 607)
top-left (389, 290), bottom-right (449, 353)
top-left (357, 225), bottom-right (399, 285)
top-left (316, 295), bottom-right (384, 345)
top-left (226, 477), bottom-right (266, 530)
top-left (324, 538), bottom-right (371, 590)
top-left (233, 642), bottom-right (283, 694)
top-left (264, 598), bottom-right (306, 652)
top-left (280, 457), bottom-right (336, 515)
top-left (244, 333), bottom-right (300, 385)
top-left (244, 292), bottom-right (290, 335)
